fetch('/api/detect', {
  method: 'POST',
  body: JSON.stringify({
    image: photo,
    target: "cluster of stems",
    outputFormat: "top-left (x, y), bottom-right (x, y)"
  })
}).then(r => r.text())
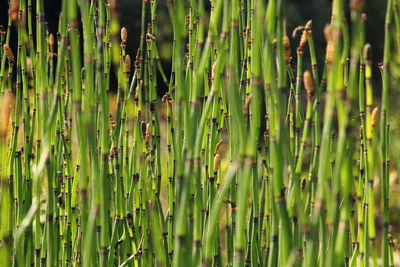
top-left (0, 0), bottom-right (398, 266)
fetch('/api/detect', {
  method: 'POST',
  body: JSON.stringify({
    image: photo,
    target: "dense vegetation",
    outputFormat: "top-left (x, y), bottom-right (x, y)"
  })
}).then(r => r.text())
top-left (0, 0), bottom-right (398, 266)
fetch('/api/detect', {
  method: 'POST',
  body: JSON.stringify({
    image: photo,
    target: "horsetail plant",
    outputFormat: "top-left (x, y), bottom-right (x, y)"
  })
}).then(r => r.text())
top-left (0, 0), bottom-right (398, 266)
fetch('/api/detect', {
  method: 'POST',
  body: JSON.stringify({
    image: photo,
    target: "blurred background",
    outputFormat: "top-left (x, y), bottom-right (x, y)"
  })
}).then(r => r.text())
top-left (1, 0), bottom-right (400, 256)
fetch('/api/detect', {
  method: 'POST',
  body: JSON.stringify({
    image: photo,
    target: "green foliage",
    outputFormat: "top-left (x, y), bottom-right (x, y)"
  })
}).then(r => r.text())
top-left (0, 0), bottom-right (398, 266)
